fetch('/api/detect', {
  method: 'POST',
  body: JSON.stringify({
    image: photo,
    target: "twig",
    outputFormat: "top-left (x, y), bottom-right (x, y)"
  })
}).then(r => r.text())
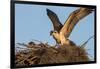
top-left (80, 35), bottom-right (94, 48)
top-left (16, 47), bottom-right (27, 49)
top-left (16, 43), bottom-right (27, 46)
top-left (31, 39), bottom-right (44, 44)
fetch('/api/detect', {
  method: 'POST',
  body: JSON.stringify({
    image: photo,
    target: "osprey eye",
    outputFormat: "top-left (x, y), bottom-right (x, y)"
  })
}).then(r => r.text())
top-left (54, 31), bottom-right (57, 33)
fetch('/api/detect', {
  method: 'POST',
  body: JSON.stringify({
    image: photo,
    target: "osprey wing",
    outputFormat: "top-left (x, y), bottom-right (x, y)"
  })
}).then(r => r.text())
top-left (60, 7), bottom-right (94, 38)
top-left (47, 9), bottom-right (63, 32)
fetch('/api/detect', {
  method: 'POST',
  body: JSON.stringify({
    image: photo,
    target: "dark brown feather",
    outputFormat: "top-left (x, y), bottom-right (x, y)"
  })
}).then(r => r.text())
top-left (60, 7), bottom-right (94, 38)
top-left (47, 9), bottom-right (63, 32)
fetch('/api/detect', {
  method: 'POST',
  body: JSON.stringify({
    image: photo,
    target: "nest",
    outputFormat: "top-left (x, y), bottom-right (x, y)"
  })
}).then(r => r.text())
top-left (15, 41), bottom-right (89, 67)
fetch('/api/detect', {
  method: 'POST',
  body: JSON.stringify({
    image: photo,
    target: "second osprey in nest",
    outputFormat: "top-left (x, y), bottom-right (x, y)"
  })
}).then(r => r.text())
top-left (47, 7), bottom-right (94, 46)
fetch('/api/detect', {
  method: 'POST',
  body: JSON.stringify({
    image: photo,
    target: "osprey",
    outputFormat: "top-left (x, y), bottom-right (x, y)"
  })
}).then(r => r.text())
top-left (47, 7), bottom-right (94, 45)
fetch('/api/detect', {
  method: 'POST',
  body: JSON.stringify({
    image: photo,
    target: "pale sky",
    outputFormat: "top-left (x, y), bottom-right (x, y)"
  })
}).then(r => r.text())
top-left (15, 3), bottom-right (95, 60)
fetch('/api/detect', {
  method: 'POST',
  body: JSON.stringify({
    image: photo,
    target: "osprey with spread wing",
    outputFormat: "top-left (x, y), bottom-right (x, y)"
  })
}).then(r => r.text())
top-left (47, 7), bottom-right (94, 46)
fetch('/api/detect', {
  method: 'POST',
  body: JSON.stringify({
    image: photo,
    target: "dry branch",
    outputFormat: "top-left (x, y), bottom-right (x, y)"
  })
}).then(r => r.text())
top-left (15, 41), bottom-right (89, 67)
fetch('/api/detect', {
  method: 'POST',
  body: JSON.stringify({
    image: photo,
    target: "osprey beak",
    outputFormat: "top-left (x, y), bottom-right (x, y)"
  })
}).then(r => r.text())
top-left (50, 31), bottom-right (53, 36)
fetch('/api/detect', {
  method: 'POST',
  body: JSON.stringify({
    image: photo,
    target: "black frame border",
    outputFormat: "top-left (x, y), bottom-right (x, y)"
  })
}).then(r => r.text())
top-left (10, 0), bottom-right (97, 68)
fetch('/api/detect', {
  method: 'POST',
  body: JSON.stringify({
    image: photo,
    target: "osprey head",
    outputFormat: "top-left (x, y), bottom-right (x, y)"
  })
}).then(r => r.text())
top-left (50, 30), bottom-right (59, 36)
